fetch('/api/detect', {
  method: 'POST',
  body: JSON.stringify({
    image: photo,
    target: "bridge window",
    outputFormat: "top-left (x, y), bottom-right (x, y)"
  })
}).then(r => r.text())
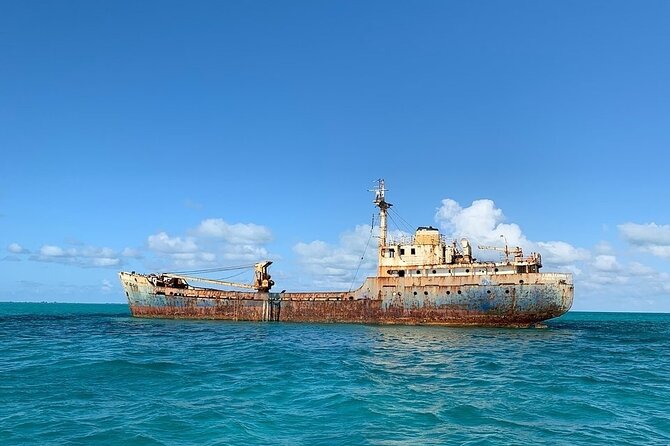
top-left (400, 248), bottom-right (405, 255)
top-left (389, 249), bottom-right (395, 258)
top-left (398, 270), bottom-right (405, 277)
top-left (411, 248), bottom-right (416, 255)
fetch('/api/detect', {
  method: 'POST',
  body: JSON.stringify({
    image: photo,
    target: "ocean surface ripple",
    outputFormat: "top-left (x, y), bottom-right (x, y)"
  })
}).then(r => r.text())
top-left (1, 303), bottom-right (669, 445)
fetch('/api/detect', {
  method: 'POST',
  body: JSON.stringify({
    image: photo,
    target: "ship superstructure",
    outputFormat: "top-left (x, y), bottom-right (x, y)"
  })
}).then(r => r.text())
top-left (120, 180), bottom-right (573, 326)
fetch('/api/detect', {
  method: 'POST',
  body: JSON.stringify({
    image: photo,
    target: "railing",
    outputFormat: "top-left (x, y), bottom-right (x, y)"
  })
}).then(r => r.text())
top-left (386, 234), bottom-right (453, 246)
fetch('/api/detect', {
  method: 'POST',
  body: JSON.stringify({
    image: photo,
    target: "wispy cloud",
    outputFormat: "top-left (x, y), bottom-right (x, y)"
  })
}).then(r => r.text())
top-left (121, 247), bottom-right (143, 258)
top-left (3, 241), bottom-right (129, 268)
top-left (619, 222), bottom-right (670, 259)
top-left (101, 279), bottom-right (113, 293)
top-left (7, 243), bottom-right (28, 254)
top-left (147, 232), bottom-right (198, 253)
top-left (183, 199), bottom-right (203, 210)
top-left (192, 219), bottom-right (273, 244)
top-left (32, 244), bottom-right (124, 268)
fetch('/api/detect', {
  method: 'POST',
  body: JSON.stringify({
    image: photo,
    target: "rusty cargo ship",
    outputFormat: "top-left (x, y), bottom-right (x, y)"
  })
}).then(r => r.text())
top-left (120, 180), bottom-right (573, 327)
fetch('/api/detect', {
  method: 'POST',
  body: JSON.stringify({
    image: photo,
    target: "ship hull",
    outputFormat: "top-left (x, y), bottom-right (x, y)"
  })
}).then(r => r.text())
top-left (120, 272), bottom-right (573, 327)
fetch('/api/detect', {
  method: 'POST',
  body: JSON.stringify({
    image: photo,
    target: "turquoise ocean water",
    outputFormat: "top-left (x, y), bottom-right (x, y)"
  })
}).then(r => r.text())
top-left (1, 303), bottom-right (668, 445)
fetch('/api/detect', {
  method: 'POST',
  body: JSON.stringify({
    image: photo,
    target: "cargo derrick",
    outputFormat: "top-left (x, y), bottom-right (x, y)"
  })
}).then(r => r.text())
top-left (120, 180), bottom-right (573, 326)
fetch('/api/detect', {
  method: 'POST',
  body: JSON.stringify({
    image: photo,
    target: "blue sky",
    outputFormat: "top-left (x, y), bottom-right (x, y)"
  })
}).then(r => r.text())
top-left (1, 1), bottom-right (669, 311)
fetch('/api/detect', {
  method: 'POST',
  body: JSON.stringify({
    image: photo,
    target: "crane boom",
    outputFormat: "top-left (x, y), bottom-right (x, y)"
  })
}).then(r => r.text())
top-left (477, 245), bottom-right (508, 252)
top-left (162, 261), bottom-right (274, 292)
top-left (477, 245), bottom-right (525, 263)
top-left (162, 274), bottom-right (256, 290)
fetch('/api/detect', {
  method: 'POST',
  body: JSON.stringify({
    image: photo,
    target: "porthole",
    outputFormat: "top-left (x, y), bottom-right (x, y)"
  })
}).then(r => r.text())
top-left (465, 269), bottom-right (470, 273)
top-left (446, 291), bottom-right (451, 295)
top-left (397, 292), bottom-right (402, 296)
top-left (349, 296), bottom-right (354, 300)
top-left (519, 280), bottom-right (524, 284)
top-left (494, 268), bottom-right (499, 272)
top-left (505, 290), bottom-right (510, 294)
top-left (424, 291), bottom-right (428, 296)
top-left (457, 290), bottom-right (462, 295)
top-left (416, 270), bottom-right (421, 274)
top-left (413, 291), bottom-right (417, 296)
top-left (432, 269), bottom-right (437, 274)
top-left (487, 290), bottom-right (491, 294)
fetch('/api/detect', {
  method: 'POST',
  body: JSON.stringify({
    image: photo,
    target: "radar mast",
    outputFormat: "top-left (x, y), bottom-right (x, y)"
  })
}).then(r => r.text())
top-left (372, 179), bottom-right (392, 248)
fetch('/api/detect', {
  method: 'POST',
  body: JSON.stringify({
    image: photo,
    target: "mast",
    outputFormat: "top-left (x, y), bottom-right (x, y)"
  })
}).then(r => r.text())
top-left (373, 179), bottom-right (392, 248)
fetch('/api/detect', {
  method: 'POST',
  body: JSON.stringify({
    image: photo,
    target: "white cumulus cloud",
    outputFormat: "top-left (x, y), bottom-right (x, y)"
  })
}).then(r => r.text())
top-left (537, 241), bottom-right (591, 265)
top-left (592, 254), bottom-right (621, 272)
top-left (434, 197), bottom-right (589, 270)
top-left (145, 218), bottom-right (274, 269)
top-left (435, 198), bottom-right (529, 248)
top-left (619, 222), bottom-right (670, 245)
top-left (293, 224), bottom-right (376, 289)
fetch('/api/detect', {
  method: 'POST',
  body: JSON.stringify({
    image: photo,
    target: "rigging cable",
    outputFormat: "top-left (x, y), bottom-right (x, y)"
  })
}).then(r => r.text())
top-left (389, 207), bottom-right (414, 233)
top-left (214, 269), bottom-right (249, 281)
top-left (167, 264), bottom-right (255, 275)
top-left (387, 210), bottom-right (403, 236)
top-left (348, 214), bottom-right (375, 292)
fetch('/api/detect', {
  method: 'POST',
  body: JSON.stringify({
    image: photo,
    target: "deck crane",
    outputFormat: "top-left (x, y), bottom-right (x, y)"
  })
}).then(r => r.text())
top-left (162, 261), bottom-right (275, 292)
top-left (476, 244), bottom-right (523, 263)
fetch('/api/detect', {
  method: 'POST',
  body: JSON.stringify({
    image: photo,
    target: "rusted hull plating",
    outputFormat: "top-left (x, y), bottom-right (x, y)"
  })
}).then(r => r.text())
top-left (120, 272), bottom-right (573, 327)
